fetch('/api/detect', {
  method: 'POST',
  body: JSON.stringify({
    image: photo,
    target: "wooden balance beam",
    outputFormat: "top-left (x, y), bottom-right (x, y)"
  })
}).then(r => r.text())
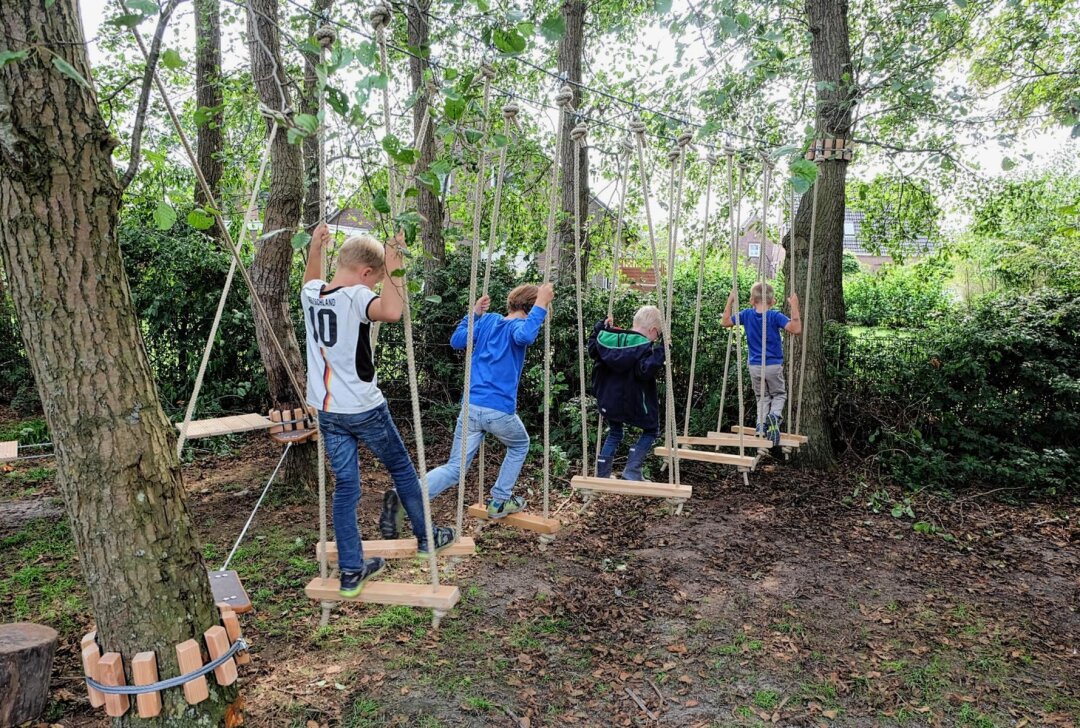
top-left (304, 578), bottom-right (461, 610)
top-left (654, 446), bottom-right (757, 470)
top-left (316, 537), bottom-right (476, 563)
top-left (570, 476), bottom-right (691, 499)
top-left (466, 504), bottom-right (561, 534)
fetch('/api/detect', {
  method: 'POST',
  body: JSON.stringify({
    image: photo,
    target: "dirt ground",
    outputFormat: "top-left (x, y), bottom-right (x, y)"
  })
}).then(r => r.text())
top-left (2, 424), bottom-right (1078, 727)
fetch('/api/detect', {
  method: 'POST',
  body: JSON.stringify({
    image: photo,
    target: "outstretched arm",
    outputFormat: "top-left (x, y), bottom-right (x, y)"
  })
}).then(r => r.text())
top-left (303, 222), bottom-right (330, 284)
top-left (722, 290), bottom-right (737, 328)
top-left (510, 282), bottom-right (554, 346)
top-left (785, 294), bottom-right (802, 335)
top-left (450, 295), bottom-right (491, 349)
top-left (367, 231), bottom-right (406, 323)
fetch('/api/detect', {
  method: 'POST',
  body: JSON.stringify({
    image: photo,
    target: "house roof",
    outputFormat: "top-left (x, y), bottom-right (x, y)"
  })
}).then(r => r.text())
top-left (842, 210), bottom-right (935, 257)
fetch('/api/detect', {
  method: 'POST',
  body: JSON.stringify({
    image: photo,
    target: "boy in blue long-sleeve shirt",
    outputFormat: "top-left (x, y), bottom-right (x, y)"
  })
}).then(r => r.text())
top-left (380, 282), bottom-right (553, 533)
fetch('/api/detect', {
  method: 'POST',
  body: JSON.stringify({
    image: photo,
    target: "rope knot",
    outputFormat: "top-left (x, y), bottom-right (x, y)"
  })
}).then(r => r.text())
top-left (315, 24), bottom-right (337, 49)
top-left (570, 121), bottom-right (588, 141)
top-left (555, 85), bottom-right (574, 107)
top-left (667, 147), bottom-right (681, 163)
top-left (677, 130), bottom-right (693, 147)
top-left (706, 152), bottom-right (719, 166)
top-left (629, 119), bottom-right (646, 135)
top-left (620, 136), bottom-right (635, 154)
top-left (502, 101), bottom-right (519, 119)
top-left (480, 62), bottom-right (496, 79)
top-left (723, 141), bottom-right (736, 157)
top-left (368, 1), bottom-right (391, 30)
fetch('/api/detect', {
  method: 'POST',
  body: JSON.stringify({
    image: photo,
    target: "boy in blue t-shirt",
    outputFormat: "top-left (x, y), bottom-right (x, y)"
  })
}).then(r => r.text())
top-left (721, 282), bottom-right (802, 445)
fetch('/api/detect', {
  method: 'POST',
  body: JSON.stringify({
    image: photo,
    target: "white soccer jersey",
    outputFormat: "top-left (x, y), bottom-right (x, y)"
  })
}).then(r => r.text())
top-left (301, 280), bottom-right (386, 414)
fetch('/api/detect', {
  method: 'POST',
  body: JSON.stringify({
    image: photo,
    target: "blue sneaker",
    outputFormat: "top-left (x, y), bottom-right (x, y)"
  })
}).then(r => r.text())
top-left (765, 414), bottom-right (783, 447)
top-left (339, 557), bottom-right (386, 598)
top-left (417, 526), bottom-right (457, 555)
top-left (487, 495), bottom-right (526, 519)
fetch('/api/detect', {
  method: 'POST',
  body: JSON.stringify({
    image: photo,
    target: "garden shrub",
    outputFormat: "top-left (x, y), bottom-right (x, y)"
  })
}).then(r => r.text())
top-left (844, 256), bottom-right (951, 328)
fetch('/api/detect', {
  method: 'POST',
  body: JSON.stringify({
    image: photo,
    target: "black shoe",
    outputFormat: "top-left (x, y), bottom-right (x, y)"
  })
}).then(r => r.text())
top-left (417, 526), bottom-right (457, 555)
top-left (339, 557), bottom-right (386, 598)
top-left (379, 488), bottom-right (403, 539)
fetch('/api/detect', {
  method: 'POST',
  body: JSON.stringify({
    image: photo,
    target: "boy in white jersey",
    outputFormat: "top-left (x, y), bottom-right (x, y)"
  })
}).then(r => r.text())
top-left (302, 223), bottom-right (456, 598)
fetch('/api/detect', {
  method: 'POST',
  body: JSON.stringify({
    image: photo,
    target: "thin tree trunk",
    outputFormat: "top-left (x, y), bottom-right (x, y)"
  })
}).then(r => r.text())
top-left (556, 0), bottom-right (588, 283)
top-left (194, 0), bottom-right (224, 237)
top-left (246, 0), bottom-right (317, 489)
top-left (408, 0), bottom-right (445, 274)
top-left (785, 0), bottom-right (856, 468)
top-left (0, 2), bottom-right (240, 724)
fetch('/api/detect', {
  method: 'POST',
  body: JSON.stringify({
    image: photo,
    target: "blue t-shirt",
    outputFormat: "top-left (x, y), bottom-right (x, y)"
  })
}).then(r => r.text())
top-left (737, 308), bottom-right (790, 366)
top-left (450, 306), bottom-right (547, 414)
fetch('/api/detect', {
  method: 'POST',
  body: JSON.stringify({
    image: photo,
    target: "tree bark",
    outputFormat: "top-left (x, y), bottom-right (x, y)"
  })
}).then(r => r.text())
top-left (0, 2), bottom-right (240, 724)
top-left (194, 0), bottom-right (224, 237)
top-left (408, 0), bottom-right (445, 274)
top-left (784, 0), bottom-right (856, 468)
top-left (556, 0), bottom-right (589, 283)
top-left (300, 0), bottom-right (332, 230)
top-left (246, 0), bottom-right (317, 489)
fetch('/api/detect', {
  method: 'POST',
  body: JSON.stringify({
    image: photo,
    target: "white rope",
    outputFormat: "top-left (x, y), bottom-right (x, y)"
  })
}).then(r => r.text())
top-left (571, 120), bottom-right (589, 478)
top-left (683, 154), bottom-right (717, 438)
top-left (727, 151), bottom-right (746, 457)
top-left (222, 442), bottom-right (291, 571)
top-left (795, 159), bottom-right (822, 436)
top-left (757, 158), bottom-right (772, 434)
top-left (176, 122), bottom-right (279, 457)
top-left (786, 181), bottom-right (796, 427)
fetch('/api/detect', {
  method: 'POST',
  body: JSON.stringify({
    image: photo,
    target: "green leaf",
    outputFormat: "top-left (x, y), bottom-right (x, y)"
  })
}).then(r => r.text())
top-left (789, 158), bottom-right (818, 194)
top-left (108, 13), bottom-right (144, 27)
top-left (736, 12), bottom-right (752, 28)
top-left (425, 294), bottom-right (443, 304)
top-left (51, 57), bottom-right (90, 89)
top-left (0, 50), bottom-right (29, 68)
top-left (653, 0), bottom-right (672, 12)
top-left (491, 133), bottom-right (509, 148)
top-left (539, 13), bottom-right (565, 41)
top-left (153, 202), bottom-right (177, 231)
top-left (390, 267), bottom-right (407, 277)
top-left (291, 231), bottom-right (312, 250)
top-left (463, 128), bottom-right (483, 145)
top-left (492, 27), bottom-right (526, 55)
top-left (126, 0), bottom-right (159, 14)
top-left (932, 9), bottom-right (949, 21)
top-left (187, 208), bottom-right (215, 231)
top-left (294, 113), bottom-right (319, 135)
top-left (194, 104), bottom-right (222, 127)
top-left (416, 171), bottom-right (441, 194)
top-left (473, 0), bottom-right (489, 11)
top-left (404, 187), bottom-right (419, 199)
top-left (444, 96), bottom-right (467, 122)
top-left (952, 0), bottom-right (967, 7)
top-left (373, 189), bottom-right (391, 214)
top-left (325, 86), bottom-right (349, 115)
top-left (1001, 157), bottom-right (1016, 171)
top-left (160, 48), bottom-right (184, 69)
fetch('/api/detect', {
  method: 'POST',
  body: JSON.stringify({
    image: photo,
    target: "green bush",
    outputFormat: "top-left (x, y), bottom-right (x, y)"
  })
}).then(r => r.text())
top-left (844, 256), bottom-right (951, 328)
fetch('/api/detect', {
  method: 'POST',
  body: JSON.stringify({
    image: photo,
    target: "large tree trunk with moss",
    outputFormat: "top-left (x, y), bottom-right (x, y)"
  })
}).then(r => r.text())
top-left (194, 0), bottom-right (224, 237)
top-left (408, 0), bottom-right (445, 274)
top-left (0, 2), bottom-right (240, 724)
top-left (246, 0), bottom-right (317, 489)
top-left (784, 0), bottom-right (856, 468)
top-left (556, 0), bottom-right (589, 283)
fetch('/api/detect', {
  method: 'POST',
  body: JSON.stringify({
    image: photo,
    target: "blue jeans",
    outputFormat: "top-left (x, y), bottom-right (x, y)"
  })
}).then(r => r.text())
top-left (426, 405), bottom-right (530, 504)
top-left (319, 404), bottom-right (428, 572)
top-left (597, 421), bottom-right (658, 479)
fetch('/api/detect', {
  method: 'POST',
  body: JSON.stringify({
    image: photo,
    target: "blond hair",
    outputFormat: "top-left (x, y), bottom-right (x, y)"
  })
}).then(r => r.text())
top-left (633, 305), bottom-right (663, 333)
top-left (750, 282), bottom-right (775, 305)
top-left (337, 235), bottom-right (384, 274)
top-left (507, 284), bottom-right (539, 313)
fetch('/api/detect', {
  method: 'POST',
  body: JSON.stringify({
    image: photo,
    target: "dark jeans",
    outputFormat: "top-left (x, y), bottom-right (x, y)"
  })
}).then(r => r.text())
top-left (597, 421), bottom-right (659, 480)
top-left (319, 404), bottom-right (428, 572)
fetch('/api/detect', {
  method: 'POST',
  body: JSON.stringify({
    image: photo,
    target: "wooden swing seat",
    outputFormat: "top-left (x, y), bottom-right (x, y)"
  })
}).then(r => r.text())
top-left (176, 414), bottom-right (273, 439)
top-left (304, 577), bottom-right (461, 610)
top-left (317, 537), bottom-right (476, 562)
top-left (208, 569), bottom-right (252, 613)
top-left (466, 504), bottom-right (561, 534)
top-left (654, 446), bottom-right (757, 470)
top-left (727, 426), bottom-right (808, 446)
top-left (0, 440), bottom-right (17, 463)
top-left (268, 408), bottom-right (317, 445)
top-left (679, 434), bottom-right (774, 449)
top-left (570, 475), bottom-right (691, 499)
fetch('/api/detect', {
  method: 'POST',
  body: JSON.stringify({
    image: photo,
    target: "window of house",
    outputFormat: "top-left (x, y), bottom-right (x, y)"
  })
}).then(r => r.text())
top-left (748, 243), bottom-right (761, 258)
top-left (844, 220), bottom-right (856, 236)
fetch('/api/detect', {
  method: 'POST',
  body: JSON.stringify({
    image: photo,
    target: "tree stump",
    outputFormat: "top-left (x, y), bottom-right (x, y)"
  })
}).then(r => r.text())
top-left (0, 623), bottom-right (58, 727)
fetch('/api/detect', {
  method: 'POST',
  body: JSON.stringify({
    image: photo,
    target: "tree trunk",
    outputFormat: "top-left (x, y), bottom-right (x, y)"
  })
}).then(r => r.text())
top-left (246, 0), bottom-right (317, 489)
top-left (408, 0), bottom-right (445, 274)
top-left (0, 2), bottom-right (240, 724)
top-left (194, 0), bottom-right (224, 237)
top-left (556, 0), bottom-right (588, 283)
top-left (784, 0), bottom-right (856, 468)
top-left (300, 0), bottom-right (332, 230)
top-left (0, 623), bottom-right (57, 726)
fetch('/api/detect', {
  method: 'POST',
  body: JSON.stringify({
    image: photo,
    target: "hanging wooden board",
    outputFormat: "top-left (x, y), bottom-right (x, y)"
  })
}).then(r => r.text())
top-left (176, 414), bottom-right (273, 439)
top-left (208, 570), bottom-right (252, 614)
top-left (727, 426), bottom-right (808, 445)
top-left (678, 434), bottom-right (776, 449)
top-left (570, 476), bottom-right (691, 499)
top-left (304, 578), bottom-right (461, 610)
top-left (317, 537), bottom-right (477, 563)
top-left (654, 446), bottom-right (757, 469)
top-left (466, 504), bottom-right (561, 534)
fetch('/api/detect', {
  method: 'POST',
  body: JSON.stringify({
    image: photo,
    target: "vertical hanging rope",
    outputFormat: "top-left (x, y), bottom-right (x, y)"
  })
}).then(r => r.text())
top-left (540, 85), bottom-right (574, 517)
top-left (757, 157), bottom-right (773, 434)
top-left (714, 157), bottom-right (746, 437)
top-left (176, 121), bottom-right (279, 458)
top-left (369, 0), bottom-right (396, 355)
top-left (795, 156), bottom-right (822, 436)
top-left (726, 148), bottom-right (746, 457)
top-left (456, 63), bottom-right (496, 531)
top-left (630, 120), bottom-right (675, 485)
top-left (683, 153), bottom-right (717, 439)
top-left (786, 180), bottom-right (796, 427)
top-left (571, 120), bottom-right (590, 478)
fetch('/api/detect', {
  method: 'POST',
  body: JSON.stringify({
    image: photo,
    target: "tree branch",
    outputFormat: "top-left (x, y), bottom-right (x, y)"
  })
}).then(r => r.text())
top-left (120, 0), bottom-right (185, 190)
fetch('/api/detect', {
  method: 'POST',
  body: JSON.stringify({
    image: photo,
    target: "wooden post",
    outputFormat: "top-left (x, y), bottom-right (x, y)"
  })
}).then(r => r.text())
top-left (131, 652), bottom-right (162, 718)
top-left (0, 623), bottom-right (59, 724)
top-left (204, 626), bottom-right (238, 686)
top-left (268, 409), bottom-right (283, 438)
top-left (95, 652), bottom-right (130, 718)
top-left (175, 639), bottom-right (209, 705)
top-left (218, 606), bottom-right (250, 665)
top-left (79, 631), bottom-right (105, 708)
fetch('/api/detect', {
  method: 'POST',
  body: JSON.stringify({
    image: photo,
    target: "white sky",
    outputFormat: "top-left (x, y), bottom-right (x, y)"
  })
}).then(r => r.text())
top-left (79, 0), bottom-right (1076, 236)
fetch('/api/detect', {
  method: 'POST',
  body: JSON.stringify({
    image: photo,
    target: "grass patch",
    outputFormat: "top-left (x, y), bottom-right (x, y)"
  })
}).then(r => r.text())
top-left (0, 518), bottom-right (85, 634)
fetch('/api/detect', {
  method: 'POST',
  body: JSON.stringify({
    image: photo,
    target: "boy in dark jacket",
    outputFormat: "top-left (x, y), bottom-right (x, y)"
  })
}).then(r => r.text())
top-left (588, 305), bottom-right (666, 481)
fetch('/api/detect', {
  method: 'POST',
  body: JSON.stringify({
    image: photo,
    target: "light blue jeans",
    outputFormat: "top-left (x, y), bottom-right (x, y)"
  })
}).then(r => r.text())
top-left (426, 405), bottom-right (530, 504)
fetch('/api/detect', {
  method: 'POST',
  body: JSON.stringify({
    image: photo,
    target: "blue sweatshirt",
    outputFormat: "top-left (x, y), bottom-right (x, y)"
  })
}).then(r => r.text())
top-left (450, 305), bottom-right (547, 414)
top-left (737, 308), bottom-right (790, 366)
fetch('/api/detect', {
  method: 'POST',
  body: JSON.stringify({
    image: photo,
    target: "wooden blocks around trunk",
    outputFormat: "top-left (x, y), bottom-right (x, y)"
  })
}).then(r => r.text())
top-left (131, 652), bottom-right (161, 718)
top-left (305, 578), bottom-right (461, 610)
top-left (204, 626), bottom-right (238, 687)
top-left (218, 605), bottom-right (250, 665)
top-left (316, 537), bottom-right (477, 563)
top-left (95, 652), bottom-right (129, 718)
top-left (175, 639), bottom-right (210, 705)
top-left (466, 504), bottom-right (561, 534)
top-left (805, 137), bottom-right (854, 161)
top-left (80, 632), bottom-right (105, 708)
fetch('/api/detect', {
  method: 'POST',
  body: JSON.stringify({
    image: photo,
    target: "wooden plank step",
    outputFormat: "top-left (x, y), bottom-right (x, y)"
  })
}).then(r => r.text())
top-left (570, 476), bottom-right (691, 499)
top-left (655, 447), bottom-right (757, 469)
top-left (304, 578), bottom-right (461, 610)
top-left (177, 414), bottom-right (274, 439)
top-left (679, 434), bottom-right (774, 449)
top-left (317, 537), bottom-right (476, 563)
top-left (208, 570), bottom-right (252, 614)
top-left (728, 426), bottom-right (808, 445)
top-left (0, 440), bottom-right (17, 463)
top-left (466, 504), bottom-right (561, 534)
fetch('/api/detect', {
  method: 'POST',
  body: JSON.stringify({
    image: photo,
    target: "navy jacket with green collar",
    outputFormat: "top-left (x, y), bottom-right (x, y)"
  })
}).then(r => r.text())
top-left (587, 319), bottom-right (666, 430)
